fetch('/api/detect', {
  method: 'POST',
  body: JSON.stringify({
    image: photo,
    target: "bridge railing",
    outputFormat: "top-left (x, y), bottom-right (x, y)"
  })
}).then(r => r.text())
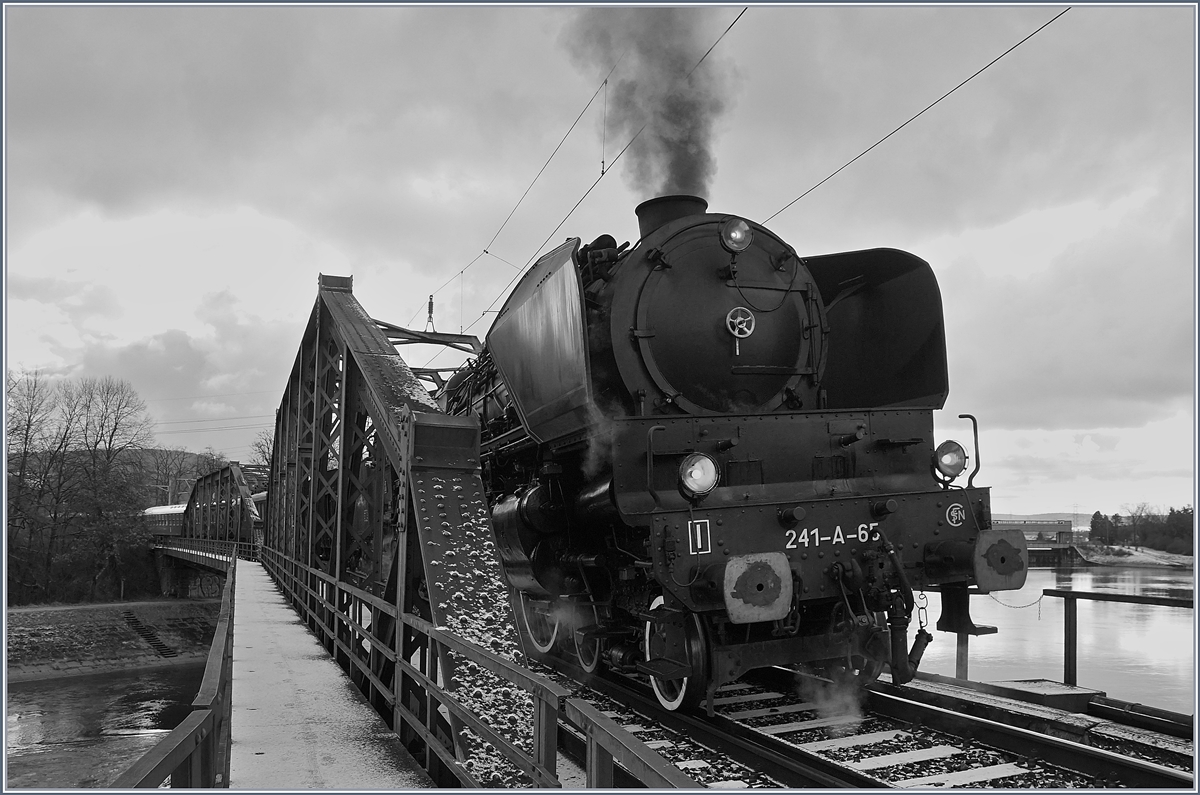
top-left (113, 556), bottom-right (236, 788)
top-left (259, 546), bottom-right (695, 788)
top-left (1042, 588), bottom-right (1194, 687)
top-left (158, 536), bottom-right (259, 562)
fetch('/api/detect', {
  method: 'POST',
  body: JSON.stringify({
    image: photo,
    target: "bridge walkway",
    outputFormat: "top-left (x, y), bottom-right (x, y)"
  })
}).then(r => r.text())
top-left (228, 561), bottom-right (432, 789)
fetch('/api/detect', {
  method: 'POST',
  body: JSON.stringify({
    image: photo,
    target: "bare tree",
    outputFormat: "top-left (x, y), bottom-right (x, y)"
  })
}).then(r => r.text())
top-left (6, 373), bottom-right (158, 603)
top-left (6, 370), bottom-right (57, 532)
top-left (194, 445), bottom-right (229, 478)
top-left (6, 369), bottom-right (64, 599)
top-left (1122, 502), bottom-right (1158, 550)
top-left (250, 428), bottom-right (275, 469)
top-left (68, 377), bottom-right (157, 600)
top-left (147, 446), bottom-right (194, 505)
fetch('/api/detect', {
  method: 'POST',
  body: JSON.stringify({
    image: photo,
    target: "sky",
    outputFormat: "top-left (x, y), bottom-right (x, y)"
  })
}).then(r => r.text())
top-left (4, 4), bottom-right (1196, 519)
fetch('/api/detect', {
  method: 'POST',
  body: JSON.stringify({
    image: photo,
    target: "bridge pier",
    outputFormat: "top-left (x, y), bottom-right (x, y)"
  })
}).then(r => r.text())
top-left (155, 551), bottom-right (226, 599)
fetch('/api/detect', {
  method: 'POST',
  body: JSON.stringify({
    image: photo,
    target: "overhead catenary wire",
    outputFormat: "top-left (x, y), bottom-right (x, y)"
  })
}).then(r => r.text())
top-left (407, 253), bottom-right (485, 327)
top-left (686, 7), bottom-right (747, 82)
top-left (765, 6), bottom-right (1071, 223)
top-left (156, 423), bottom-right (272, 435)
top-left (601, 78), bottom-right (608, 175)
top-left (482, 250), bottom-right (520, 270)
top-left (458, 6), bottom-right (751, 341)
top-left (405, 53), bottom-right (629, 329)
top-left (413, 8), bottom-right (750, 357)
top-left (154, 414), bottom-right (275, 426)
top-left (145, 389), bottom-right (280, 403)
top-left (482, 51), bottom-right (626, 254)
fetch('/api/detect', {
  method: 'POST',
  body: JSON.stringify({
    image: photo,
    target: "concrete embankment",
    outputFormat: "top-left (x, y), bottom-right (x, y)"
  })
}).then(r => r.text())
top-left (7, 599), bottom-right (219, 682)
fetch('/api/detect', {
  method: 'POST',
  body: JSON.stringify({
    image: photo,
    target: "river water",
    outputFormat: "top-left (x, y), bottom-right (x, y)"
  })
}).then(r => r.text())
top-left (916, 566), bottom-right (1195, 710)
top-left (5, 663), bottom-right (205, 788)
top-left (4, 566), bottom-right (1194, 787)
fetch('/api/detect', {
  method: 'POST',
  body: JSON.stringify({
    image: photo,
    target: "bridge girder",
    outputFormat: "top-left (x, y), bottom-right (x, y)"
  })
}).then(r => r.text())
top-left (181, 462), bottom-right (264, 548)
top-left (264, 275), bottom-right (447, 595)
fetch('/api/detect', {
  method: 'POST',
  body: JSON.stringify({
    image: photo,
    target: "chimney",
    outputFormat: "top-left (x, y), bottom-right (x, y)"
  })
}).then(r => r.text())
top-left (635, 195), bottom-right (708, 239)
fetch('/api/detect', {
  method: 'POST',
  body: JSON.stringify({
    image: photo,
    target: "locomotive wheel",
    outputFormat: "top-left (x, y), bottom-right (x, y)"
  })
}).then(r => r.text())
top-left (519, 593), bottom-right (559, 654)
top-left (644, 595), bottom-right (710, 711)
top-left (574, 604), bottom-right (602, 673)
top-left (575, 628), bottom-right (601, 673)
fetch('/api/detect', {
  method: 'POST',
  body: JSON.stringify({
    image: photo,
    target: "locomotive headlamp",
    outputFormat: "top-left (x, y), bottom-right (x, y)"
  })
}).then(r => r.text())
top-left (679, 453), bottom-right (720, 499)
top-left (933, 440), bottom-right (968, 480)
top-left (719, 217), bottom-right (753, 253)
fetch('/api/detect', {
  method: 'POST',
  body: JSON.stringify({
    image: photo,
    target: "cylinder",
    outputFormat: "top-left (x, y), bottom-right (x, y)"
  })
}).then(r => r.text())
top-left (574, 477), bottom-right (617, 521)
top-left (517, 484), bottom-right (562, 535)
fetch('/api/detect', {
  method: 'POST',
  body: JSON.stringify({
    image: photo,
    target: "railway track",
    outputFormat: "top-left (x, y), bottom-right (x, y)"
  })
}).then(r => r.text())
top-left (535, 656), bottom-right (1194, 788)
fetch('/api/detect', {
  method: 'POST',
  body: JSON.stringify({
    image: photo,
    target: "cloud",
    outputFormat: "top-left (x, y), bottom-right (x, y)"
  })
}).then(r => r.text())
top-left (715, 6), bottom-right (1193, 242)
top-left (949, 408), bottom-right (1194, 515)
top-left (937, 170), bottom-right (1193, 431)
top-left (1074, 433), bottom-right (1120, 453)
top-left (4, 6), bottom-right (1193, 511)
top-left (8, 274), bottom-right (122, 322)
top-left (994, 453), bottom-right (1190, 487)
top-left (5, 6), bottom-right (585, 274)
top-left (68, 291), bottom-right (299, 446)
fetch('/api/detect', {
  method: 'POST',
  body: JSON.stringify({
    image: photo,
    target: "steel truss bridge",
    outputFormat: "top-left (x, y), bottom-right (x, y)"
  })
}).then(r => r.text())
top-left (136, 275), bottom-right (695, 789)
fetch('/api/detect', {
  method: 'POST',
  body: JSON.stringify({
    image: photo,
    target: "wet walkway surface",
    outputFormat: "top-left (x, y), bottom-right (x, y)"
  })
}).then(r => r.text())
top-left (230, 562), bottom-right (432, 789)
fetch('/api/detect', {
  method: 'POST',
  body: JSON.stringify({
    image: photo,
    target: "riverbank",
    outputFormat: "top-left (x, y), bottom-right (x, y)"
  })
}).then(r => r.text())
top-left (1075, 545), bottom-right (1194, 569)
top-left (6, 599), bottom-right (219, 682)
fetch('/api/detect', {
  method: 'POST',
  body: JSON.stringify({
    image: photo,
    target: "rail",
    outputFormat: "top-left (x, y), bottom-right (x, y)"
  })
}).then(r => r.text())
top-left (259, 546), bottom-right (697, 788)
top-left (112, 555), bottom-right (236, 788)
top-left (1042, 588), bottom-right (1194, 687)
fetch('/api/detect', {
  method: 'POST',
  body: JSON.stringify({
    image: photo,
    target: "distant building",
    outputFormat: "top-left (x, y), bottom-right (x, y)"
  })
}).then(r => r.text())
top-left (992, 519), bottom-right (1075, 545)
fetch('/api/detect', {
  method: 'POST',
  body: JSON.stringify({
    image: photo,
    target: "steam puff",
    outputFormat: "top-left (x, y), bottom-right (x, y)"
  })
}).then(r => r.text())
top-left (567, 8), bottom-right (733, 198)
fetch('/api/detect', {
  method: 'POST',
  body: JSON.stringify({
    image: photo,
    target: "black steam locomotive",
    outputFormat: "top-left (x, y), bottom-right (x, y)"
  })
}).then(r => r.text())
top-left (442, 195), bottom-right (1027, 711)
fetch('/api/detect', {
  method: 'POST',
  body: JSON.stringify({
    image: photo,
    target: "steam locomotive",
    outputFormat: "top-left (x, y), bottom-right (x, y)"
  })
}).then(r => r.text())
top-left (442, 195), bottom-right (1027, 712)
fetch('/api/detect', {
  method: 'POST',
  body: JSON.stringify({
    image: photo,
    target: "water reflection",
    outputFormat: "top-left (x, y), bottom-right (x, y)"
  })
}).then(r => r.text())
top-left (917, 567), bottom-right (1195, 710)
top-left (6, 663), bottom-right (204, 788)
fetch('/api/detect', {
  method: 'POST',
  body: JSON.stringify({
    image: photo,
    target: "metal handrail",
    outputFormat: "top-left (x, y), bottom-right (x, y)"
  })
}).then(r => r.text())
top-left (113, 556), bottom-right (236, 788)
top-left (564, 698), bottom-right (700, 788)
top-left (1043, 588), bottom-right (1193, 687)
top-left (1042, 588), bottom-right (1193, 609)
top-left (258, 545), bottom-right (698, 788)
top-left (156, 536), bottom-right (259, 563)
top-left (110, 710), bottom-right (215, 788)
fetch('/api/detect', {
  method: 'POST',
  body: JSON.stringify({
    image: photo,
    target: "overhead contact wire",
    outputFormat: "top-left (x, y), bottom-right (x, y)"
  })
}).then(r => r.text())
top-left (406, 252), bottom-right (484, 327)
top-left (765, 6), bottom-right (1071, 223)
top-left (686, 7), bottom-right (747, 82)
top-left (406, 53), bottom-right (628, 328)
top-left (483, 52), bottom-right (627, 253)
top-left (432, 9), bottom-right (748, 359)
top-left (506, 7), bottom-right (749, 278)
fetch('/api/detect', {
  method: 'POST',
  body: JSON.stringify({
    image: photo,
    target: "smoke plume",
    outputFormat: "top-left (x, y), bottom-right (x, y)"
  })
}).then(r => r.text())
top-left (566, 8), bottom-right (733, 198)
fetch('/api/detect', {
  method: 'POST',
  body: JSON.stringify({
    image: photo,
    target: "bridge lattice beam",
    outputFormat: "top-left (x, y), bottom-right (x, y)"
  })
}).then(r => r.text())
top-left (180, 462), bottom-right (262, 547)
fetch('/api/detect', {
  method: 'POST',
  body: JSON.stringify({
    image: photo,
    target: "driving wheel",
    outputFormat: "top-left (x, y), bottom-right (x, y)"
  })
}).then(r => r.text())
top-left (519, 592), bottom-right (559, 654)
top-left (643, 595), bottom-right (710, 711)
